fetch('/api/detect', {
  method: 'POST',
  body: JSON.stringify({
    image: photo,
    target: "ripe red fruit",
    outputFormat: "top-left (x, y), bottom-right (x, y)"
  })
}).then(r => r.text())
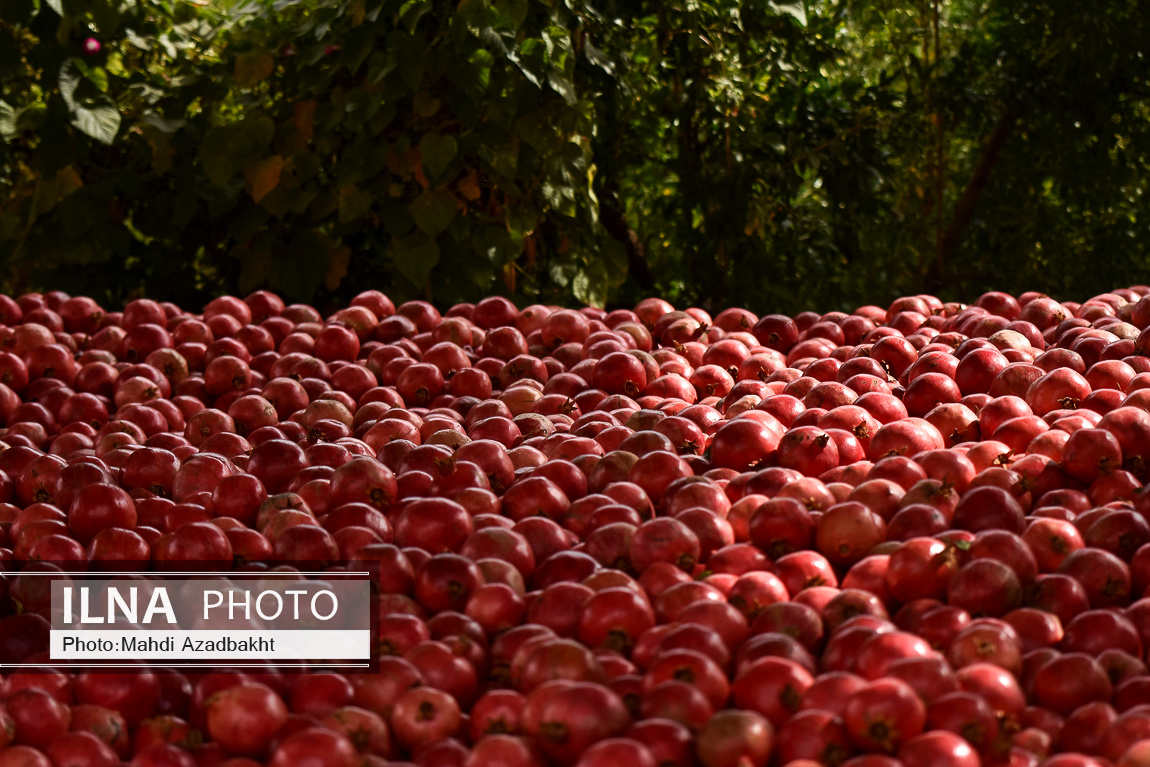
top-left (328, 456), bottom-right (397, 511)
top-left (534, 682), bottom-right (630, 764)
top-left (776, 710), bottom-right (851, 766)
top-left (843, 678), bottom-right (926, 754)
top-left (815, 501), bottom-right (886, 566)
top-left (246, 439), bottom-right (307, 495)
top-left (926, 690), bottom-right (1000, 752)
top-left (17, 289), bottom-right (1150, 766)
top-left (899, 731), bottom-right (980, 767)
top-left (154, 520), bottom-right (234, 566)
top-left (267, 728), bottom-right (357, 767)
top-left (6, 688), bottom-right (71, 750)
top-left (1031, 653), bottom-right (1113, 715)
top-left (576, 586), bottom-right (655, 652)
top-left (395, 497), bottom-right (473, 553)
top-left (947, 558), bottom-right (1022, 616)
top-left (625, 719), bottom-right (693, 767)
top-left (695, 709), bottom-right (774, 767)
top-left (885, 537), bottom-right (958, 602)
top-left (0, 747), bottom-right (51, 767)
top-left (574, 738), bottom-right (656, 767)
top-left (206, 683), bottom-right (289, 756)
top-left (731, 656), bottom-right (814, 727)
top-left (46, 731), bottom-right (121, 767)
top-left (953, 485), bottom-right (1025, 534)
top-left (710, 418), bottom-right (783, 471)
top-left (776, 426), bottom-right (841, 476)
top-left (389, 687), bottom-right (461, 753)
top-left (75, 671), bottom-right (161, 726)
top-left (1063, 428), bottom-right (1124, 483)
top-left (1058, 547), bottom-right (1132, 607)
top-left (466, 734), bottom-right (544, 767)
top-left (629, 517), bottom-right (700, 572)
top-left (70, 704), bottom-right (130, 757)
top-left (748, 497), bottom-right (815, 559)
top-left (847, 629), bottom-right (929, 679)
top-left (413, 553), bottom-right (483, 613)
top-left (68, 483), bottom-right (136, 544)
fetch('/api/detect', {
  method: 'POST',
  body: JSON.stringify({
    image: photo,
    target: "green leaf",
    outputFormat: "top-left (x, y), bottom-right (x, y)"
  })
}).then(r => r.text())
top-left (379, 200), bottom-right (414, 237)
top-left (294, 151), bottom-right (322, 182)
top-left (370, 103), bottom-right (397, 135)
top-left (90, 0), bottom-right (121, 34)
top-left (57, 60), bottom-right (121, 144)
top-left (0, 101), bottom-right (16, 139)
top-left (0, 29), bottom-right (19, 81)
top-left (492, 0), bottom-right (527, 29)
top-left (87, 67), bottom-right (109, 93)
top-left (338, 138), bottom-right (383, 187)
top-left (140, 126), bottom-right (173, 174)
top-left (71, 102), bottom-right (121, 144)
top-left (235, 51), bottom-right (275, 88)
top-left (541, 180), bottom-right (574, 216)
top-left (200, 125), bottom-right (262, 187)
top-left (408, 189), bottom-right (457, 236)
top-left (15, 103), bottom-right (46, 133)
top-left (514, 39), bottom-right (545, 87)
top-left (449, 48), bottom-right (493, 100)
top-left (71, 60), bottom-right (108, 93)
top-left (246, 155), bottom-right (284, 203)
top-left (271, 231), bottom-right (329, 301)
top-left (142, 111), bottom-right (186, 134)
top-left (56, 193), bottom-right (97, 239)
top-left (583, 37), bottom-right (614, 76)
top-left (547, 72), bottom-right (577, 106)
top-left (124, 28), bottom-right (151, 50)
top-left (325, 246), bottom-right (351, 290)
top-left (601, 238), bottom-right (628, 284)
top-left (572, 262), bottom-right (610, 308)
top-left (413, 91), bottom-right (441, 118)
top-left (548, 259), bottom-right (576, 288)
top-left (0, 212), bottom-right (19, 242)
top-left (516, 111), bottom-right (558, 153)
top-left (338, 185), bottom-right (373, 223)
top-left (770, 0), bottom-right (807, 26)
top-left (473, 225), bottom-right (521, 266)
top-left (390, 232), bottom-right (440, 286)
top-left (238, 249), bottom-right (272, 294)
top-left (57, 59), bottom-right (84, 108)
top-left (399, 0), bottom-right (431, 33)
top-left (240, 115), bottom-right (276, 148)
top-left (200, 130), bottom-right (236, 187)
top-left (487, 137), bottom-right (519, 179)
top-left (419, 134), bottom-right (457, 181)
top-left (0, 0), bottom-right (35, 25)
top-left (367, 50), bottom-right (398, 85)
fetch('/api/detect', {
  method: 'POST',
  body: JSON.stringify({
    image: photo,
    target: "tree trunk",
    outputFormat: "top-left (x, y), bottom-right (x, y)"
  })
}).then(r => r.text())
top-left (935, 107), bottom-right (1018, 281)
top-left (600, 194), bottom-right (654, 290)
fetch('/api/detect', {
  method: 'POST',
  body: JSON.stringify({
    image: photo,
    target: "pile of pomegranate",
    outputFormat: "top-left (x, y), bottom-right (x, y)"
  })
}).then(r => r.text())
top-left (3, 286), bottom-right (1150, 767)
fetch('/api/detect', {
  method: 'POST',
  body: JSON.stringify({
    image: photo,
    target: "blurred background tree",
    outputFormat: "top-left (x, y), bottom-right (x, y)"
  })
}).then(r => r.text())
top-left (1, 0), bottom-right (1148, 313)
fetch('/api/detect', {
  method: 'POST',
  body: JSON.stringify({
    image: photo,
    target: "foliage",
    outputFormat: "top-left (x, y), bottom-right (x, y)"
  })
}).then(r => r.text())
top-left (587, 0), bottom-right (1150, 314)
top-left (0, 0), bottom-right (619, 309)
top-left (2, 0), bottom-right (1150, 313)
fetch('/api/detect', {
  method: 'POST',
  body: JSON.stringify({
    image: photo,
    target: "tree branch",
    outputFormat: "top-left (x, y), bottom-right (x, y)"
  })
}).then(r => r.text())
top-left (937, 107), bottom-right (1018, 274)
top-left (599, 193), bottom-right (654, 290)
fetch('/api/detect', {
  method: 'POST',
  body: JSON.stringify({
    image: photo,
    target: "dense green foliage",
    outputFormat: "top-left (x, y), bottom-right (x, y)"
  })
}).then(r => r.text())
top-left (2, 0), bottom-right (1149, 313)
